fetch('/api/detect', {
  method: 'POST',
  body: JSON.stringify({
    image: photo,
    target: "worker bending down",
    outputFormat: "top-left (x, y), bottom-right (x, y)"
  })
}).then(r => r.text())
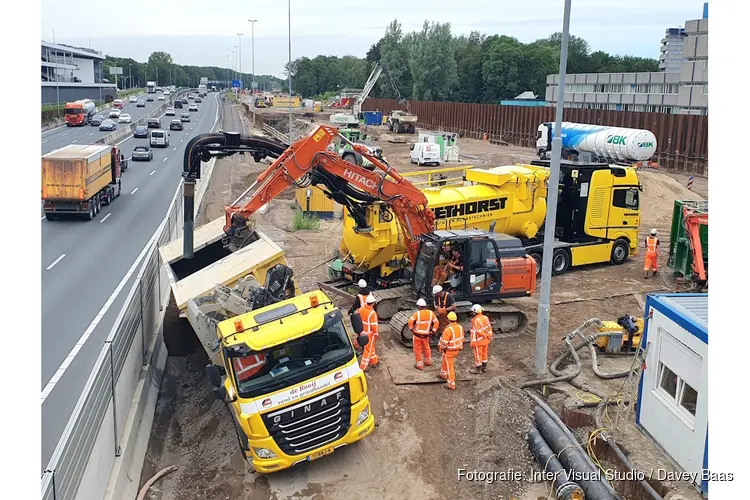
top-left (438, 312), bottom-right (464, 390)
top-left (349, 279), bottom-right (372, 315)
top-left (644, 228), bottom-right (660, 279)
top-left (469, 304), bottom-right (493, 374)
top-left (408, 298), bottom-right (439, 370)
top-left (359, 294), bottom-right (380, 371)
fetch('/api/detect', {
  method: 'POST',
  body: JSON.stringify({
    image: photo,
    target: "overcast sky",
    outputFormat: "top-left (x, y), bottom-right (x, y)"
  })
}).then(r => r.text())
top-left (42, 0), bottom-right (702, 77)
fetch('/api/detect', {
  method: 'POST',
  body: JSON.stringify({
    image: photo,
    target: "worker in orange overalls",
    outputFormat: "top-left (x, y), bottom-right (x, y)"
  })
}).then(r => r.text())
top-left (438, 311), bottom-right (464, 390)
top-left (644, 228), bottom-right (660, 279)
top-left (433, 284), bottom-right (457, 334)
top-left (468, 304), bottom-right (493, 374)
top-left (359, 294), bottom-right (380, 371)
top-left (407, 298), bottom-right (439, 370)
top-left (349, 279), bottom-right (372, 315)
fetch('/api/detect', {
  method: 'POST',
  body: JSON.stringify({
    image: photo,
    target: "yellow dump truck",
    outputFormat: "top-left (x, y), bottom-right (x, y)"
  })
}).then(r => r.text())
top-left (204, 289), bottom-right (375, 473)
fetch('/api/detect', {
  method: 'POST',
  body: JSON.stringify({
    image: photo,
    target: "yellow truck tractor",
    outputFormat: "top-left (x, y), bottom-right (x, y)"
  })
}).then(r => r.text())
top-left (205, 290), bottom-right (375, 473)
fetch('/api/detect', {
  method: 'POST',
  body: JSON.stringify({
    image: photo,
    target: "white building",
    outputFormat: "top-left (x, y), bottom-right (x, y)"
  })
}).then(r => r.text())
top-left (41, 41), bottom-right (117, 104)
top-left (637, 293), bottom-right (708, 496)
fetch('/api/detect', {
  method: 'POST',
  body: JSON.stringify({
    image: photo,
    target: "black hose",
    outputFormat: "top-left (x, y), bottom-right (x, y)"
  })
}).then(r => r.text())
top-left (589, 344), bottom-right (631, 379)
top-left (527, 427), bottom-right (584, 500)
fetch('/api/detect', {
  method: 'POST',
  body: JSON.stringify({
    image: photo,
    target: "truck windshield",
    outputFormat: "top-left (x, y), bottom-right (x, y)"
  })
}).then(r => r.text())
top-left (65, 109), bottom-right (82, 115)
top-left (229, 320), bottom-right (354, 400)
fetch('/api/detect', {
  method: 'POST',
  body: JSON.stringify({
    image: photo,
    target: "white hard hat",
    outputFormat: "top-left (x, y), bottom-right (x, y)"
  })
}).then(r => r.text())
top-left (358, 279), bottom-right (368, 288)
top-left (471, 304), bottom-right (483, 314)
top-left (432, 285), bottom-right (443, 295)
top-left (650, 228), bottom-right (658, 235)
top-left (416, 298), bottom-right (427, 307)
top-left (365, 294), bottom-right (376, 304)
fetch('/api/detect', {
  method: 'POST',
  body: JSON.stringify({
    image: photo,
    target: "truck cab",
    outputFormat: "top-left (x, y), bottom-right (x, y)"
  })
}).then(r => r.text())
top-left (206, 290), bottom-right (375, 473)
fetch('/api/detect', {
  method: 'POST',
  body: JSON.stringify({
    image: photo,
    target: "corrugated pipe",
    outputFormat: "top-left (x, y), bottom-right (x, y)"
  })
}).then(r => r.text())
top-left (527, 426), bottom-right (584, 500)
top-left (589, 344), bottom-right (632, 379)
top-left (535, 407), bottom-right (616, 500)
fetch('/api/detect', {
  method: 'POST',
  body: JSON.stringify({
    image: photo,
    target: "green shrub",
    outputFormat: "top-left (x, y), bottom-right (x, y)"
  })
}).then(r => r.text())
top-left (292, 210), bottom-right (320, 231)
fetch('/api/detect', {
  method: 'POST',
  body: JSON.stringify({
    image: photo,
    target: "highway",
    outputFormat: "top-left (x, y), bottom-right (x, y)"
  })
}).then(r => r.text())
top-left (41, 91), bottom-right (221, 468)
top-left (41, 93), bottom-right (168, 155)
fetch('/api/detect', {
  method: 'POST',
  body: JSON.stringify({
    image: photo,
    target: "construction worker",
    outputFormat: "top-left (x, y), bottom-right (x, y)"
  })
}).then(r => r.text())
top-left (644, 228), bottom-right (660, 279)
top-left (359, 294), bottom-right (380, 371)
top-left (349, 279), bottom-right (373, 315)
top-left (438, 311), bottom-right (464, 390)
top-left (433, 284), bottom-right (457, 334)
top-left (407, 298), bottom-right (439, 370)
top-left (468, 304), bottom-right (493, 374)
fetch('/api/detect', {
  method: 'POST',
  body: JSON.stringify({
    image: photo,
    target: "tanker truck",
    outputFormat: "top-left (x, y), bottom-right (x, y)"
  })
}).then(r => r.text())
top-left (324, 160), bottom-right (642, 319)
top-left (536, 122), bottom-right (657, 167)
top-left (64, 99), bottom-right (97, 126)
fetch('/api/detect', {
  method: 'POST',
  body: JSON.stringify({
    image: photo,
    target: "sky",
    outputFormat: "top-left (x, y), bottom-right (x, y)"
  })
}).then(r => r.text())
top-left (41, 0), bottom-right (702, 77)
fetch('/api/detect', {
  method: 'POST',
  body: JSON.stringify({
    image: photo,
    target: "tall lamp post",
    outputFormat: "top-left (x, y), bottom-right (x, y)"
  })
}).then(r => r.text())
top-left (52, 30), bottom-right (60, 117)
top-left (237, 33), bottom-right (243, 91)
top-left (248, 19), bottom-right (258, 128)
top-left (226, 54), bottom-right (230, 89)
top-left (534, 0), bottom-right (572, 375)
top-left (287, 0), bottom-right (292, 141)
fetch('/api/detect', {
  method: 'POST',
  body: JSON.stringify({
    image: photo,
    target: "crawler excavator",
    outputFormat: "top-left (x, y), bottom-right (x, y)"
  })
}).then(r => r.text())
top-left (178, 126), bottom-right (536, 346)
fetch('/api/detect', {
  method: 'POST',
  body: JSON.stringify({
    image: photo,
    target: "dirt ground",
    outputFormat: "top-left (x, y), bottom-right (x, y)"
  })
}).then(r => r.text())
top-left (140, 99), bottom-right (708, 500)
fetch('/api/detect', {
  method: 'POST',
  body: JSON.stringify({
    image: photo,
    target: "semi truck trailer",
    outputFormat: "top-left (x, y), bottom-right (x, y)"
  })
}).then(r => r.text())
top-left (42, 144), bottom-right (125, 220)
top-left (536, 122), bottom-right (657, 166)
top-left (64, 99), bottom-right (97, 126)
top-left (147, 81), bottom-right (156, 93)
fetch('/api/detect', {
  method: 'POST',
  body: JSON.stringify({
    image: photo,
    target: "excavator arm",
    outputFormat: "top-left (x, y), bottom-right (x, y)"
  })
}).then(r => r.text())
top-left (682, 204), bottom-right (708, 285)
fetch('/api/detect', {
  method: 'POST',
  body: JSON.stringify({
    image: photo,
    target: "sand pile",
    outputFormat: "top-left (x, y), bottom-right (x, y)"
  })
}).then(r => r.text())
top-left (639, 171), bottom-right (704, 229)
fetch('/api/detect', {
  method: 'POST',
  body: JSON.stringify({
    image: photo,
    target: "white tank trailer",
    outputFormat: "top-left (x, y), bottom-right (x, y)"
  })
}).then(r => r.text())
top-left (536, 122), bottom-right (657, 164)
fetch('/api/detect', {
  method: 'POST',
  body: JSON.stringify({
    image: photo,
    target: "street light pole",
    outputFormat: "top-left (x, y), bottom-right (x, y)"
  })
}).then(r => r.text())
top-left (534, 0), bottom-right (572, 375)
top-left (249, 19), bottom-right (258, 128)
top-left (237, 33), bottom-right (243, 90)
top-left (226, 54), bottom-right (230, 89)
top-left (288, 0), bottom-right (292, 141)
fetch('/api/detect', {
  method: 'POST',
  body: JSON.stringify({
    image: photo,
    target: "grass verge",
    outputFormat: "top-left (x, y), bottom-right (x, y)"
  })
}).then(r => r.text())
top-left (291, 209), bottom-right (320, 231)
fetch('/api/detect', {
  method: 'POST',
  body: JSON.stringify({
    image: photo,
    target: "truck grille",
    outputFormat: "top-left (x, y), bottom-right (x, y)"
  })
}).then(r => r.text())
top-left (261, 384), bottom-right (351, 456)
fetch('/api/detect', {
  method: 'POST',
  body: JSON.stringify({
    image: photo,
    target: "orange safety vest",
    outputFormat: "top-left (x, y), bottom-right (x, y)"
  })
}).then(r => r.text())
top-left (359, 305), bottom-right (379, 338)
top-left (356, 293), bottom-right (368, 308)
top-left (232, 353), bottom-right (266, 382)
top-left (408, 309), bottom-right (439, 338)
top-left (646, 236), bottom-right (659, 255)
top-left (470, 314), bottom-right (493, 346)
top-left (439, 323), bottom-right (465, 351)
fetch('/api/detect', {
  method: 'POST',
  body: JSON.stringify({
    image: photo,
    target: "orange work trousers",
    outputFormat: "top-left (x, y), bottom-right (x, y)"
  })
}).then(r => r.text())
top-left (413, 335), bottom-right (432, 369)
top-left (644, 252), bottom-right (658, 272)
top-left (439, 350), bottom-right (459, 389)
top-left (472, 342), bottom-right (489, 367)
top-left (360, 336), bottom-right (380, 371)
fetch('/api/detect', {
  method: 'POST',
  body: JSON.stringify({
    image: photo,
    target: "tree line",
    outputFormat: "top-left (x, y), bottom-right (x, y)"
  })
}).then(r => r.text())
top-left (288, 20), bottom-right (659, 103)
top-left (103, 51), bottom-right (285, 91)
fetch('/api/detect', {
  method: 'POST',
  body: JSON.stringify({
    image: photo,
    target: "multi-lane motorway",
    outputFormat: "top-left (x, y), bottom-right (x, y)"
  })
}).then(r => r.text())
top-left (41, 91), bottom-right (221, 468)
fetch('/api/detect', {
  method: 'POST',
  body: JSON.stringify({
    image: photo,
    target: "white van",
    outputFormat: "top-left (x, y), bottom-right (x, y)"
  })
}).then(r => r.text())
top-left (149, 129), bottom-right (170, 148)
top-left (409, 142), bottom-right (441, 166)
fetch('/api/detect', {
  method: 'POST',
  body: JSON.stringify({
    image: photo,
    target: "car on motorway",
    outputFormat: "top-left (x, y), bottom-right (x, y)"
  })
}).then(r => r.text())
top-left (180, 112), bottom-right (191, 122)
top-left (134, 125), bottom-right (149, 138)
top-left (169, 119), bottom-right (183, 131)
top-left (189, 104), bottom-right (198, 112)
top-left (90, 114), bottom-right (105, 126)
top-left (109, 109), bottom-right (121, 119)
top-left (158, 95), bottom-right (165, 101)
top-left (137, 100), bottom-right (146, 107)
top-left (146, 96), bottom-right (154, 102)
top-left (187, 94), bottom-right (194, 100)
top-left (164, 90), bottom-right (171, 96)
top-left (129, 96), bottom-right (138, 103)
top-left (181, 98), bottom-right (189, 105)
top-left (119, 113), bottom-right (132, 123)
top-left (131, 145), bottom-right (154, 161)
top-left (149, 129), bottom-right (170, 148)
top-left (165, 107), bottom-right (175, 116)
top-left (174, 100), bottom-right (183, 109)
top-left (113, 99), bottom-right (124, 109)
top-left (195, 96), bottom-right (202, 103)
top-left (147, 118), bottom-right (161, 129)
top-left (99, 119), bottom-right (117, 131)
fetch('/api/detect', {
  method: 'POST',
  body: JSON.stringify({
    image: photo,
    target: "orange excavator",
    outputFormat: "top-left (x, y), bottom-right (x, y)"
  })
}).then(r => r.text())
top-left (181, 126), bottom-right (536, 345)
top-left (682, 203), bottom-right (708, 290)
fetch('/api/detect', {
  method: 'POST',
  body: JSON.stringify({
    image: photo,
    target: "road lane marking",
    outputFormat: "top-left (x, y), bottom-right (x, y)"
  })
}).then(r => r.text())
top-left (89, 132), bottom-right (94, 136)
top-left (99, 213), bottom-right (111, 223)
top-left (41, 216), bottom-right (46, 220)
top-left (163, 157), bottom-right (167, 162)
top-left (46, 254), bottom-right (66, 270)
top-left (180, 139), bottom-right (183, 142)
top-left (173, 147), bottom-right (177, 151)
top-left (71, 140), bottom-right (77, 144)
top-left (150, 170), bottom-right (156, 175)
top-left (41, 139), bottom-right (48, 144)
top-left (61, 133), bottom-right (67, 136)
top-left (130, 187), bottom-right (139, 194)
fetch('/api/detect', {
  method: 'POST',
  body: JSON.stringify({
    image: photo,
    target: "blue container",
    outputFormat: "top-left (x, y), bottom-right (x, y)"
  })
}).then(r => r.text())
top-left (363, 111), bottom-right (382, 126)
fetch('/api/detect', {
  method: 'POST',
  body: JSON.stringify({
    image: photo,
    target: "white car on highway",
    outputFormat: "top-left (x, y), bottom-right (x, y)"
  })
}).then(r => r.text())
top-left (158, 95), bottom-right (165, 101)
top-left (109, 109), bottom-right (121, 118)
top-left (165, 107), bottom-right (175, 116)
top-left (119, 113), bottom-right (132, 123)
top-left (129, 96), bottom-right (138, 103)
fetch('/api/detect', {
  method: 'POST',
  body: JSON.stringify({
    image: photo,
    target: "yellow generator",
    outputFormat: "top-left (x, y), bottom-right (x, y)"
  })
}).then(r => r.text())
top-left (596, 315), bottom-right (645, 353)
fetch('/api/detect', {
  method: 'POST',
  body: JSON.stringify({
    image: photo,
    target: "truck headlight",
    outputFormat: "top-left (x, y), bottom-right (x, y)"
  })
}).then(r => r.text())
top-left (253, 447), bottom-right (277, 459)
top-left (356, 406), bottom-right (370, 427)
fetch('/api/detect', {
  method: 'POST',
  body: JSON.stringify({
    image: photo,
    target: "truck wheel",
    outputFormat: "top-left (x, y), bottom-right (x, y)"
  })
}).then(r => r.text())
top-left (610, 239), bottom-right (629, 265)
top-left (116, 181), bottom-right (122, 197)
top-left (85, 201), bottom-right (95, 221)
top-left (529, 252), bottom-right (542, 277)
top-left (551, 249), bottom-right (570, 276)
top-left (45, 213), bottom-right (58, 221)
top-left (93, 196), bottom-right (100, 216)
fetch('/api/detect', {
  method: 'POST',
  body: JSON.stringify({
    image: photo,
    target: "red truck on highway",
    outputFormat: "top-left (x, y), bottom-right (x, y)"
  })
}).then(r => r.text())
top-left (64, 99), bottom-right (97, 126)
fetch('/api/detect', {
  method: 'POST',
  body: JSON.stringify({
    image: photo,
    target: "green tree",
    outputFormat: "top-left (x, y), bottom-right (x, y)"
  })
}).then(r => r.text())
top-left (408, 21), bottom-right (458, 101)
top-left (453, 31), bottom-right (485, 102)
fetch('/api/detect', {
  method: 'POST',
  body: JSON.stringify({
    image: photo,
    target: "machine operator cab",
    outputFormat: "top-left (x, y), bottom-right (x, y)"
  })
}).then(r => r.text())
top-left (411, 230), bottom-right (533, 305)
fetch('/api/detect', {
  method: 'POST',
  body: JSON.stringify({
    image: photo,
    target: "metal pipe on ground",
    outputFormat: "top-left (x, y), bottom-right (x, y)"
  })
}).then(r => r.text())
top-left (535, 407), bottom-right (616, 500)
top-left (528, 427), bottom-right (584, 500)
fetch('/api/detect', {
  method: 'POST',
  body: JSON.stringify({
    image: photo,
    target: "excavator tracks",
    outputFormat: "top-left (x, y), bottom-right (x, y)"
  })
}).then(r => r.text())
top-left (389, 302), bottom-right (529, 348)
top-left (371, 285), bottom-right (413, 320)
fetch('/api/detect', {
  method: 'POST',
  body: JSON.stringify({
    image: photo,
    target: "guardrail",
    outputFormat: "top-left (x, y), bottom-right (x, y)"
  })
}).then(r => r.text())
top-left (42, 90), bottom-right (222, 500)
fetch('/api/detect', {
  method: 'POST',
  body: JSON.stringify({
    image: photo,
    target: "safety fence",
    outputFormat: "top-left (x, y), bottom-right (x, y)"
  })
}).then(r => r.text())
top-left (42, 91), bottom-right (222, 500)
top-left (363, 98), bottom-right (709, 176)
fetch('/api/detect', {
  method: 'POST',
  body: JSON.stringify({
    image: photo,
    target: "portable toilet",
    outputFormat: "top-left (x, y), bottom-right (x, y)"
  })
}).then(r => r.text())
top-left (363, 111), bottom-right (383, 126)
top-left (418, 131), bottom-right (459, 162)
top-left (295, 185), bottom-right (335, 219)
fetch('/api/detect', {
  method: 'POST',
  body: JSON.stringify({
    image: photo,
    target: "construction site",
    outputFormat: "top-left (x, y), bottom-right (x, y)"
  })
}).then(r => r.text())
top-left (137, 90), bottom-right (709, 500)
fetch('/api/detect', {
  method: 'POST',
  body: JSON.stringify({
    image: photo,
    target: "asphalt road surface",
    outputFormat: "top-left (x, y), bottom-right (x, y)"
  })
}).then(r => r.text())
top-left (41, 93), bottom-right (170, 155)
top-left (41, 92), bottom-right (220, 469)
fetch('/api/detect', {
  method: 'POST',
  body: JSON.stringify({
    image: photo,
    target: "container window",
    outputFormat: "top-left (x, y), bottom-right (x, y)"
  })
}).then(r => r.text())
top-left (679, 381), bottom-right (698, 416)
top-left (658, 363), bottom-right (678, 399)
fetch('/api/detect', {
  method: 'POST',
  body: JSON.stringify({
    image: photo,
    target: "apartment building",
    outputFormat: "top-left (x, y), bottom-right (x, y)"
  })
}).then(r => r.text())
top-left (659, 28), bottom-right (687, 73)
